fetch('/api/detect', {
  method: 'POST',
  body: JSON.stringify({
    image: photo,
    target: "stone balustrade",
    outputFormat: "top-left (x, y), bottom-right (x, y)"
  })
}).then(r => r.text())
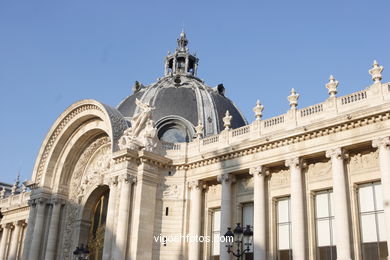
top-left (162, 81), bottom-right (390, 158)
top-left (0, 191), bottom-right (30, 210)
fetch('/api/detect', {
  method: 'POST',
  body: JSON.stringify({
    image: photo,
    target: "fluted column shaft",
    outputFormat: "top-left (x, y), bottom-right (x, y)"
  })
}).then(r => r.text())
top-left (250, 166), bottom-right (267, 260)
top-left (285, 158), bottom-right (306, 260)
top-left (30, 197), bottom-right (47, 260)
top-left (0, 224), bottom-right (11, 259)
top-left (326, 148), bottom-right (352, 260)
top-left (373, 137), bottom-right (390, 257)
top-left (45, 198), bottom-right (63, 260)
top-left (22, 199), bottom-right (36, 260)
top-left (218, 173), bottom-right (234, 260)
top-left (102, 176), bottom-right (118, 260)
top-left (8, 222), bottom-right (22, 260)
top-left (188, 180), bottom-right (202, 260)
top-left (113, 174), bottom-right (135, 260)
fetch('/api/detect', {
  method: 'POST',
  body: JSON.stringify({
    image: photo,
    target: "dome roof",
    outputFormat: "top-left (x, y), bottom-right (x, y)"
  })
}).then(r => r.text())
top-left (117, 32), bottom-right (247, 143)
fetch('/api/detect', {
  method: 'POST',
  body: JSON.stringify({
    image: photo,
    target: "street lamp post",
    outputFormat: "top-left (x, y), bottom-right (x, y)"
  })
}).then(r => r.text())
top-left (73, 244), bottom-right (90, 260)
top-left (224, 223), bottom-right (253, 260)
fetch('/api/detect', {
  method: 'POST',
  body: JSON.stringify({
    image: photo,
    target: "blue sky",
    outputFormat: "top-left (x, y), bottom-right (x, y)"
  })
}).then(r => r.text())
top-left (0, 1), bottom-right (389, 184)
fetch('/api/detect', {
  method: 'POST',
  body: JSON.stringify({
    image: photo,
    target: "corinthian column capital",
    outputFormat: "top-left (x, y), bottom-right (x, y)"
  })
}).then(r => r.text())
top-left (372, 136), bottom-right (390, 150)
top-left (285, 157), bottom-right (306, 169)
top-left (187, 180), bottom-right (203, 190)
top-left (249, 166), bottom-right (269, 176)
top-left (51, 197), bottom-right (65, 205)
top-left (108, 176), bottom-right (119, 187)
top-left (36, 197), bottom-right (48, 205)
top-left (28, 199), bottom-right (36, 207)
top-left (118, 173), bottom-right (137, 184)
top-left (326, 147), bottom-right (348, 160)
top-left (217, 173), bottom-right (235, 184)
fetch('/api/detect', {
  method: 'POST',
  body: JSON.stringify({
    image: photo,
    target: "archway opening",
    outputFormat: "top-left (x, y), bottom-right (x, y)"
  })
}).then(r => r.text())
top-left (80, 185), bottom-right (109, 260)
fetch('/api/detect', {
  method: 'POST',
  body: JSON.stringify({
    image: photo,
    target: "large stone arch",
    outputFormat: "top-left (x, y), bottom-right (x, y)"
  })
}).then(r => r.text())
top-left (31, 99), bottom-right (128, 189)
top-left (60, 136), bottom-right (114, 259)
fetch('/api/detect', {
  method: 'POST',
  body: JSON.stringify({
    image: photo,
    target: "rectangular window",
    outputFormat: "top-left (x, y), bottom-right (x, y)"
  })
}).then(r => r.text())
top-left (211, 209), bottom-right (221, 259)
top-left (277, 197), bottom-right (292, 260)
top-left (315, 190), bottom-right (337, 260)
top-left (242, 203), bottom-right (254, 260)
top-left (358, 182), bottom-right (388, 260)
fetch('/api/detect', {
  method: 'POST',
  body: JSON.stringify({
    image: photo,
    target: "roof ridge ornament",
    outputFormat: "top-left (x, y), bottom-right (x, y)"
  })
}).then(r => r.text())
top-left (369, 60), bottom-right (384, 83)
top-left (223, 110), bottom-right (232, 130)
top-left (253, 100), bottom-right (264, 120)
top-left (326, 75), bottom-right (339, 98)
top-left (177, 29), bottom-right (188, 52)
top-left (288, 88), bottom-right (299, 109)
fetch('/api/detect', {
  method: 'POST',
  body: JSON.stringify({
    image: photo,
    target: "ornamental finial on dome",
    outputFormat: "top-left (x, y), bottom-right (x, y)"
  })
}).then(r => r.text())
top-left (177, 29), bottom-right (188, 52)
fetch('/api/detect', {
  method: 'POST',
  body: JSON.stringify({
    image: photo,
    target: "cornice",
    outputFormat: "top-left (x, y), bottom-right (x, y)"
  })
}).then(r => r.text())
top-left (1, 206), bottom-right (29, 215)
top-left (171, 109), bottom-right (390, 170)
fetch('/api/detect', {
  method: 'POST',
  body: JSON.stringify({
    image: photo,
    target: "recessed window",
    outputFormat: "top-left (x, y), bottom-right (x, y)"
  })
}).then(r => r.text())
top-left (315, 190), bottom-right (336, 260)
top-left (358, 182), bottom-right (388, 260)
top-left (159, 127), bottom-right (188, 143)
top-left (211, 209), bottom-right (221, 258)
top-left (156, 117), bottom-right (194, 143)
top-left (276, 197), bottom-right (292, 260)
top-left (242, 203), bottom-right (254, 259)
top-left (165, 207), bottom-right (169, 216)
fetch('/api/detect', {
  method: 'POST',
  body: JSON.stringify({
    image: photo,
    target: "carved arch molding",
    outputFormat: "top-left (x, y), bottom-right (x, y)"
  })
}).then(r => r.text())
top-left (62, 136), bottom-right (112, 259)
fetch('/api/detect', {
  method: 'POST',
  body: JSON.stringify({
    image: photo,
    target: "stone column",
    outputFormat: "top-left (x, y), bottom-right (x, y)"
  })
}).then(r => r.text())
top-left (250, 166), bottom-right (268, 260)
top-left (326, 148), bottom-right (352, 260)
top-left (188, 180), bottom-right (203, 260)
top-left (285, 158), bottom-right (306, 260)
top-left (373, 137), bottom-right (390, 256)
top-left (218, 173), bottom-right (235, 260)
top-left (185, 56), bottom-right (189, 73)
top-left (130, 159), bottom-right (159, 260)
top-left (8, 221), bottom-right (23, 260)
top-left (102, 176), bottom-right (119, 260)
top-left (0, 224), bottom-right (11, 259)
top-left (22, 199), bottom-right (36, 260)
top-left (45, 198), bottom-right (64, 260)
top-left (113, 173), bottom-right (136, 260)
top-left (30, 197), bottom-right (47, 260)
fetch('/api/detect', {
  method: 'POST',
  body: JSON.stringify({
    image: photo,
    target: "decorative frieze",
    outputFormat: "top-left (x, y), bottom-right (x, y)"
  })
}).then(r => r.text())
top-left (307, 160), bottom-right (332, 181)
top-left (349, 150), bottom-right (379, 173)
top-left (269, 169), bottom-right (290, 187)
top-left (162, 184), bottom-right (181, 199)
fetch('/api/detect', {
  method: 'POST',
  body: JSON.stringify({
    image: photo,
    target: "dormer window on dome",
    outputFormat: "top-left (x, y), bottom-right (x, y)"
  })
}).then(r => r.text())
top-left (164, 30), bottom-right (199, 76)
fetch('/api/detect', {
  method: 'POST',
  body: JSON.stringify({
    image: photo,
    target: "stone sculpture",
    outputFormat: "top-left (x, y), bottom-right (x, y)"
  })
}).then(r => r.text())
top-left (118, 98), bottom-right (159, 151)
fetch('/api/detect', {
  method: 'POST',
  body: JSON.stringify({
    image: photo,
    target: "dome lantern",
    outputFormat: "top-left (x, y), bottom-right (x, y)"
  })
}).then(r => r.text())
top-left (164, 30), bottom-right (199, 77)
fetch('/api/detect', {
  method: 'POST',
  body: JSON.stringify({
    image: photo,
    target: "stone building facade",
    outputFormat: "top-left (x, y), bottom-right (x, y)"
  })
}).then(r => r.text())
top-left (0, 32), bottom-right (390, 260)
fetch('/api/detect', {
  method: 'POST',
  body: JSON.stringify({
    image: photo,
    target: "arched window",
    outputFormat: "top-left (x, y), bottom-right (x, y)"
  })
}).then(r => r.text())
top-left (88, 190), bottom-right (109, 260)
top-left (156, 116), bottom-right (195, 143)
